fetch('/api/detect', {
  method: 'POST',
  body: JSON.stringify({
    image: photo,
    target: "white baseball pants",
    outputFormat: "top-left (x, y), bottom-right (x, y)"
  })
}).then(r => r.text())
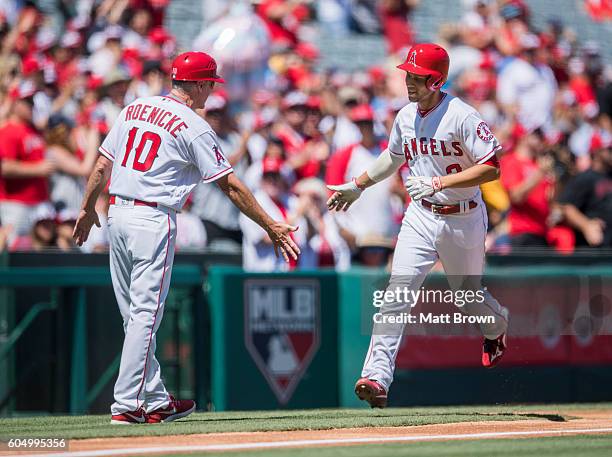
top-left (361, 200), bottom-right (509, 391)
top-left (108, 199), bottom-right (176, 414)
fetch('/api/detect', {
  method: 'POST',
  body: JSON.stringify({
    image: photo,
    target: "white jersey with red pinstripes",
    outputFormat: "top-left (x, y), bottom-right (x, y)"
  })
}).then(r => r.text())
top-left (99, 95), bottom-right (233, 211)
top-left (388, 92), bottom-right (501, 205)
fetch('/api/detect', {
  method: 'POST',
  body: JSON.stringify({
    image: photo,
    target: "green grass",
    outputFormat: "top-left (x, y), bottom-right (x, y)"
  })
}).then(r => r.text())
top-left (0, 403), bottom-right (605, 440)
top-left (158, 435), bottom-right (612, 457)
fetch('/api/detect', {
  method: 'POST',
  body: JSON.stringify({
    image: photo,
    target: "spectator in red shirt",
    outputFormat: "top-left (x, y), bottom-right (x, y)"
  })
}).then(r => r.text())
top-left (256, 0), bottom-right (310, 48)
top-left (378, 0), bottom-right (418, 54)
top-left (0, 83), bottom-right (55, 244)
top-left (275, 91), bottom-right (326, 179)
top-left (500, 127), bottom-right (556, 247)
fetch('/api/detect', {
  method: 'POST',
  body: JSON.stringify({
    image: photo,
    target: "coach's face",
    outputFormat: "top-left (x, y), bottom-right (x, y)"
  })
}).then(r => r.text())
top-left (194, 81), bottom-right (215, 109)
top-left (405, 73), bottom-right (430, 103)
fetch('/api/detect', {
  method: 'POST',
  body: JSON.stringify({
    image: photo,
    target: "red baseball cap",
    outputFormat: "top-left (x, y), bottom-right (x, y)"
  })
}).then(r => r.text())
top-left (149, 27), bottom-right (173, 45)
top-left (262, 156), bottom-right (284, 174)
top-left (349, 104), bottom-right (374, 122)
top-left (295, 42), bottom-right (319, 61)
top-left (22, 56), bottom-right (41, 76)
top-left (368, 66), bottom-right (386, 83)
top-left (306, 95), bottom-right (321, 110)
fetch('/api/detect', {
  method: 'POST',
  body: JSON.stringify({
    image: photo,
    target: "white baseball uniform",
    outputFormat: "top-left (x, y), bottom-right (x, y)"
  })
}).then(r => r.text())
top-left (361, 93), bottom-right (509, 391)
top-left (99, 94), bottom-right (233, 415)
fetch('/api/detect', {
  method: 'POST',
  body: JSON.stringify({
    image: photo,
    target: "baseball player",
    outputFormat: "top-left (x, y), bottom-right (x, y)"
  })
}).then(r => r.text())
top-left (73, 52), bottom-right (300, 424)
top-left (327, 44), bottom-right (509, 408)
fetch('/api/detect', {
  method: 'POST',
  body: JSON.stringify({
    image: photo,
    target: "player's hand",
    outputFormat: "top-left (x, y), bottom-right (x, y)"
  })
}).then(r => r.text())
top-left (73, 208), bottom-right (101, 246)
top-left (326, 180), bottom-right (362, 212)
top-left (583, 218), bottom-right (605, 247)
top-left (405, 176), bottom-right (442, 201)
top-left (267, 222), bottom-right (301, 262)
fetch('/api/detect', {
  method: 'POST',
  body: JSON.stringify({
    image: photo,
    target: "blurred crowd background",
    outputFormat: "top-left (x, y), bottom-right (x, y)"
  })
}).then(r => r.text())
top-left (0, 0), bottom-right (610, 270)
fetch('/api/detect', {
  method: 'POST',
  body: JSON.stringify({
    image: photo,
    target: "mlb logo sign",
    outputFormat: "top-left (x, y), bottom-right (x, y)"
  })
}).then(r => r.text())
top-left (244, 279), bottom-right (320, 404)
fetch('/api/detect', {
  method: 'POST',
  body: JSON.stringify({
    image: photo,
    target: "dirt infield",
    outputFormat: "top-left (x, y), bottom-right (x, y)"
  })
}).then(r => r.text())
top-left (11, 409), bottom-right (611, 456)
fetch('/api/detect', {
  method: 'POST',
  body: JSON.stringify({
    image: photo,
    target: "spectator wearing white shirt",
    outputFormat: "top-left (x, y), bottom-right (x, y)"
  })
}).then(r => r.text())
top-left (292, 178), bottom-right (351, 271)
top-left (331, 86), bottom-right (364, 152)
top-left (325, 104), bottom-right (399, 259)
top-left (176, 196), bottom-right (207, 251)
top-left (459, 0), bottom-right (497, 50)
top-left (244, 136), bottom-right (295, 192)
top-left (240, 156), bottom-right (304, 272)
top-left (497, 34), bottom-right (557, 132)
top-left (191, 94), bottom-right (251, 247)
top-left (79, 192), bottom-right (109, 253)
top-left (87, 26), bottom-right (123, 79)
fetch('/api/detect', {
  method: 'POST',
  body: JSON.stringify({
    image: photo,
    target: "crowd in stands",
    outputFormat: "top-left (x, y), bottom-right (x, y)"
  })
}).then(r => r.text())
top-left (0, 0), bottom-right (610, 270)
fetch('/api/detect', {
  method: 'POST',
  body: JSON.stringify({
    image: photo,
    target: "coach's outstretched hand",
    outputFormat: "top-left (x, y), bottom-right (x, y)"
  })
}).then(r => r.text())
top-left (267, 222), bottom-right (300, 262)
top-left (73, 208), bottom-right (101, 246)
top-left (326, 180), bottom-right (363, 212)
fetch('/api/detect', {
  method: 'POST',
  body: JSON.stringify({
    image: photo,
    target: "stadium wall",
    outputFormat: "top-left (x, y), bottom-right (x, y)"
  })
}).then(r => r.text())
top-left (1, 256), bottom-right (612, 415)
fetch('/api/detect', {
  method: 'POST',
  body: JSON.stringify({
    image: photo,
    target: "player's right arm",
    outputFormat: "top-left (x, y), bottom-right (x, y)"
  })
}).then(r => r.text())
top-left (326, 148), bottom-right (404, 211)
top-left (327, 112), bottom-right (405, 212)
top-left (73, 155), bottom-right (112, 246)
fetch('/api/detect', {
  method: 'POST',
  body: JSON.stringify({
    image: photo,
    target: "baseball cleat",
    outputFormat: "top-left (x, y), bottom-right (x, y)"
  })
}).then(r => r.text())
top-left (482, 333), bottom-right (507, 368)
top-left (355, 377), bottom-right (387, 408)
top-left (110, 408), bottom-right (146, 425)
top-left (146, 396), bottom-right (196, 423)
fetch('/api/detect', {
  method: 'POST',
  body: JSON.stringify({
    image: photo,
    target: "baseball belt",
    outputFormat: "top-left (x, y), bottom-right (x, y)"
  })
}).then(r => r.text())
top-left (421, 199), bottom-right (477, 215)
top-left (109, 195), bottom-right (158, 208)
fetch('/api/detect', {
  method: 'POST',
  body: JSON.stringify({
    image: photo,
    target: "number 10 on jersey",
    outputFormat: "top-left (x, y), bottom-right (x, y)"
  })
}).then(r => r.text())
top-left (121, 127), bottom-right (161, 172)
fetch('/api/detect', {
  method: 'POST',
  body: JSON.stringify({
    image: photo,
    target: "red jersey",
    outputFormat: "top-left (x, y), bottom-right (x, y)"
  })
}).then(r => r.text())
top-left (500, 152), bottom-right (553, 237)
top-left (0, 121), bottom-right (49, 204)
top-left (276, 125), bottom-right (320, 179)
top-left (256, 0), bottom-right (305, 47)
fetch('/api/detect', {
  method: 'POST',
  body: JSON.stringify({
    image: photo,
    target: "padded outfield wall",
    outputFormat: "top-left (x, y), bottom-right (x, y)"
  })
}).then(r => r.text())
top-left (1, 254), bottom-right (612, 414)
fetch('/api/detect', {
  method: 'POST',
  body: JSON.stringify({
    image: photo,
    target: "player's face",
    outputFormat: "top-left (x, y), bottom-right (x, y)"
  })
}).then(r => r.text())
top-left (405, 73), bottom-right (431, 102)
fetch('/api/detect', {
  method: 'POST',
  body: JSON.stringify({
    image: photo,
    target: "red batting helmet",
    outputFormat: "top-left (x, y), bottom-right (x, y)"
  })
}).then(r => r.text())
top-left (397, 43), bottom-right (450, 91)
top-left (171, 52), bottom-right (225, 83)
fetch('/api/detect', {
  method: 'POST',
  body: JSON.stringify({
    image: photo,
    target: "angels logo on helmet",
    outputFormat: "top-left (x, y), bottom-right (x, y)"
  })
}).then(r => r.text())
top-left (408, 50), bottom-right (417, 65)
